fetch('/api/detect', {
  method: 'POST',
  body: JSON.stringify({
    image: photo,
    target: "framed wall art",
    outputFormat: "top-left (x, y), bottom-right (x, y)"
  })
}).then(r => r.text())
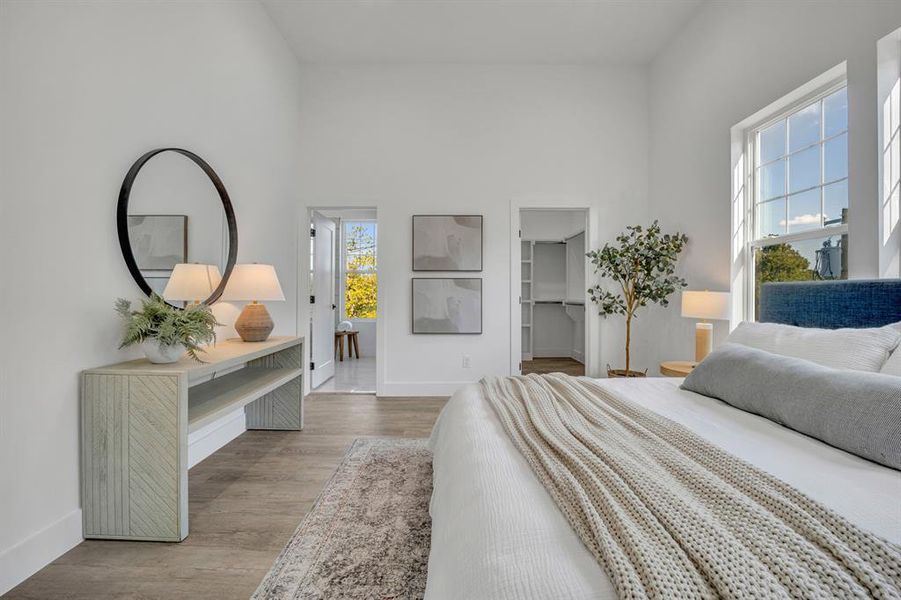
top-left (412, 215), bottom-right (482, 271)
top-left (412, 278), bottom-right (482, 334)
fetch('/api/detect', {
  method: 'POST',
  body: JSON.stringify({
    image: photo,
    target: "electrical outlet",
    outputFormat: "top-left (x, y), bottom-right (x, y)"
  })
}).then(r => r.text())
top-left (462, 354), bottom-right (472, 368)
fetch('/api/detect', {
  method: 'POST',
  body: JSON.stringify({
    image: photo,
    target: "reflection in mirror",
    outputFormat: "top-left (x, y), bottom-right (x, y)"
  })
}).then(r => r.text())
top-left (125, 151), bottom-right (230, 301)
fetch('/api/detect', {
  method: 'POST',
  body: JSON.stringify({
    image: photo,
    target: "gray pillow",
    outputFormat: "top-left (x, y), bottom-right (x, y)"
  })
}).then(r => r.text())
top-left (681, 343), bottom-right (901, 469)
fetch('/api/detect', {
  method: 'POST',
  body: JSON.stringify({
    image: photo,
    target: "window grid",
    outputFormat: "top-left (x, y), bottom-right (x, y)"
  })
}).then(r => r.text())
top-left (884, 79), bottom-right (901, 240)
top-left (753, 90), bottom-right (848, 238)
top-left (341, 220), bottom-right (377, 321)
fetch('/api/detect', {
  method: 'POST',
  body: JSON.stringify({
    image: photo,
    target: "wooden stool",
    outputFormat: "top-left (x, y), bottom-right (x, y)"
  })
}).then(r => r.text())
top-left (334, 330), bottom-right (361, 361)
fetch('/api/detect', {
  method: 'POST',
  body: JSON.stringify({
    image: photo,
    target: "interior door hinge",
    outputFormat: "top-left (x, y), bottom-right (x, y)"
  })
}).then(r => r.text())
top-left (310, 362), bottom-right (315, 370)
top-left (310, 227), bottom-right (316, 237)
top-left (518, 296), bottom-right (521, 304)
top-left (519, 362), bottom-right (522, 371)
top-left (518, 229), bottom-right (521, 238)
top-left (310, 295), bottom-right (315, 304)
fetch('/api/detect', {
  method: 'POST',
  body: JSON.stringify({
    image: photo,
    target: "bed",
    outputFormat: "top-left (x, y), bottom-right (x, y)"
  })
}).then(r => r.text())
top-left (425, 280), bottom-right (901, 599)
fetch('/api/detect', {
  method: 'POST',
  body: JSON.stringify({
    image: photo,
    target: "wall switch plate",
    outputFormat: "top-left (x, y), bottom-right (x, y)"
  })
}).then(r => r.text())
top-left (462, 354), bottom-right (472, 368)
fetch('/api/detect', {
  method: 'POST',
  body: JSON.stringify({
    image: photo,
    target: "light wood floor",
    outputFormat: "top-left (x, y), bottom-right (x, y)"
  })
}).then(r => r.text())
top-left (522, 357), bottom-right (585, 376)
top-left (4, 394), bottom-right (446, 600)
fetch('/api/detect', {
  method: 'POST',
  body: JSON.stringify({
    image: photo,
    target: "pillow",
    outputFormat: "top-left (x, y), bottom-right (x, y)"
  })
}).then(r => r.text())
top-left (881, 350), bottom-right (901, 377)
top-left (681, 343), bottom-right (901, 469)
top-left (879, 323), bottom-right (901, 377)
top-left (726, 321), bottom-right (901, 372)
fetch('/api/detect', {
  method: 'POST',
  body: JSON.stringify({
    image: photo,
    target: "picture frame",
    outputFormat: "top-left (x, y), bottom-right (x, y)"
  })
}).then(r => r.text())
top-left (412, 277), bottom-right (482, 334)
top-left (412, 215), bottom-right (483, 272)
top-left (126, 214), bottom-right (188, 271)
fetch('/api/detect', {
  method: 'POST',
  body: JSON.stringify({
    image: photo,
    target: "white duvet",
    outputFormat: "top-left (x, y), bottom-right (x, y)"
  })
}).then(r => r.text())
top-left (425, 377), bottom-right (901, 600)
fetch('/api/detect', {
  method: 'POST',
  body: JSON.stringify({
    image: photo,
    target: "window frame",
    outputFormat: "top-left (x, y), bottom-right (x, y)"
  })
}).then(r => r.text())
top-left (339, 218), bottom-right (377, 322)
top-left (741, 79), bottom-right (849, 321)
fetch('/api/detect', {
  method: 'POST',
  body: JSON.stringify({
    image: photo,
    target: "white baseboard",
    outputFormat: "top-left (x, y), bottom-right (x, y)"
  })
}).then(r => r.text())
top-left (533, 348), bottom-right (574, 358)
top-left (0, 508), bottom-right (82, 595)
top-left (187, 407), bottom-right (246, 468)
top-left (0, 409), bottom-right (247, 595)
top-left (380, 380), bottom-right (476, 396)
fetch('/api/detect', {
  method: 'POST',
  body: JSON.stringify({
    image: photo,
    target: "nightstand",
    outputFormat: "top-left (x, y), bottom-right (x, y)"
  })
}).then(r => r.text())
top-left (659, 360), bottom-right (697, 377)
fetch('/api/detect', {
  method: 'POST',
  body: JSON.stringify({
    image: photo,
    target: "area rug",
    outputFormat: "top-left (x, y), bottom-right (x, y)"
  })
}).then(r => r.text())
top-left (252, 437), bottom-right (432, 600)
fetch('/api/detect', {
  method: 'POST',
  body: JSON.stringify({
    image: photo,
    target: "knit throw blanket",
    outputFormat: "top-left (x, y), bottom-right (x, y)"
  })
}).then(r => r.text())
top-left (481, 373), bottom-right (901, 599)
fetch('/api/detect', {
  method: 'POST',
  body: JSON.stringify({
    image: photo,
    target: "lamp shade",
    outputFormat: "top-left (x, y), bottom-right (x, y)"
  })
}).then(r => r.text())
top-left (162, 263), bottom-right (221, 302)
top-left (681, 290), bottom-right (730, 321)
top-left (221, 264), bottom-right (285, 302)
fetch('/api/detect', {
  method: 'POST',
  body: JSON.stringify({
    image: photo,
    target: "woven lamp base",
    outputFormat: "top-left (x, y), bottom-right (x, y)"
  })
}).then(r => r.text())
top-left (235, 302), bottom-right (274, 342)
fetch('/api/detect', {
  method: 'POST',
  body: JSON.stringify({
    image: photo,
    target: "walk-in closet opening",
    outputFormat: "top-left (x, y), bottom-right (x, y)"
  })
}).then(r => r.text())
top-left (519, 208), bottom-right (587, 377)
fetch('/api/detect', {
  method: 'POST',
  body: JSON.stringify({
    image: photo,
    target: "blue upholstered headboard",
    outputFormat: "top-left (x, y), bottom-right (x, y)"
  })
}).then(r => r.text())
top-left (759, 279), bottom-right (901, 329)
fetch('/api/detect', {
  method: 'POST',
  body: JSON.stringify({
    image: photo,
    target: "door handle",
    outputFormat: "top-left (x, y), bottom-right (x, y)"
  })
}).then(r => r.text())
top-left (331, 304), bottom-right (337, 310)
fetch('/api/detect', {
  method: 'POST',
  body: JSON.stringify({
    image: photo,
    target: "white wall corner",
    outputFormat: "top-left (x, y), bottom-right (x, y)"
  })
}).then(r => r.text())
top-left (0, 509), bottom-right (82, 596)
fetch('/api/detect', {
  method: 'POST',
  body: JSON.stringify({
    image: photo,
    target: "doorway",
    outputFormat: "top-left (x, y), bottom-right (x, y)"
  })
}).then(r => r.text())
top-left (518, 208), bottom-right (588, 377)
top-left (309, 208), bottom-right (378, 394)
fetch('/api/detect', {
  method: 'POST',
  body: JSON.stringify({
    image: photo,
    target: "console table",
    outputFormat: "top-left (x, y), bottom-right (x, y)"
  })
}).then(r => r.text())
top-left (80, 336), bottom-right (303, 542)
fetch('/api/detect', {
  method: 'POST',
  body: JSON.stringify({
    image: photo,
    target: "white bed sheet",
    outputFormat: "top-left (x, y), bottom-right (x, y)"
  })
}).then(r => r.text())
top-left (425, 377), bottom-right (901, 600)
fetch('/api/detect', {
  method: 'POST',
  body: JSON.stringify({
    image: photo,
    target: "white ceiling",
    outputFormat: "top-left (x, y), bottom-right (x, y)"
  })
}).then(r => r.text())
top-left (261, 0), bottom-right (704, 65)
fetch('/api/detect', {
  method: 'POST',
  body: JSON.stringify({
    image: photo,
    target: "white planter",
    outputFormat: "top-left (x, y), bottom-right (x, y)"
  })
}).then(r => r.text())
top-left (141, 340), bottom-right (186, 364)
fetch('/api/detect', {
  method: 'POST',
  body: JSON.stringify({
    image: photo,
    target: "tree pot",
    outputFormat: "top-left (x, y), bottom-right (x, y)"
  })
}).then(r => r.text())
top-left (606, 365), bottom-right (647, 378)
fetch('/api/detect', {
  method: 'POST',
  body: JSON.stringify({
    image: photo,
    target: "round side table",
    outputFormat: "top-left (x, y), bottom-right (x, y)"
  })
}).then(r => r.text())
top-left (659, 360), bottom-right (697, 377)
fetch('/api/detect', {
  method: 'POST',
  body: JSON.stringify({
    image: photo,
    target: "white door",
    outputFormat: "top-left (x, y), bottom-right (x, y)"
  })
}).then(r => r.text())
top-left (311, 212), bottom-right (336, 388)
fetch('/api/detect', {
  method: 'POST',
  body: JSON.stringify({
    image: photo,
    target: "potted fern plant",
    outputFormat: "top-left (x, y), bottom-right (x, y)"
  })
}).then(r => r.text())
top-left (587, 221), bottom-right (688, 377)
top-left (115, 294), bottom-right (220, 363)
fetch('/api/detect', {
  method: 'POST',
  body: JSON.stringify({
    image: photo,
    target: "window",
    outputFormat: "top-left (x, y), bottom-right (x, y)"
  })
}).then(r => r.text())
top-left (884, 78), bottom-right (900, 241)
top-left (342, 221), bottom-right (377, 320)
top-left (745, 85), bottom-right (849, 318)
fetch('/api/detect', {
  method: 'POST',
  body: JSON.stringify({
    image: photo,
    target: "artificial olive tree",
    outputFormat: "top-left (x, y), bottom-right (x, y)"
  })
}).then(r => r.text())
top-left (587, 221), bottom-right (688, 376)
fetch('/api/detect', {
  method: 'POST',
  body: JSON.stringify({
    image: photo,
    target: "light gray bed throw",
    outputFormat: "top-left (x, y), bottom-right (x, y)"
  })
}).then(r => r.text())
top-left (482, 373), bottom-right (901, 599)
top-left (682, 343), bottom-right (901, 469)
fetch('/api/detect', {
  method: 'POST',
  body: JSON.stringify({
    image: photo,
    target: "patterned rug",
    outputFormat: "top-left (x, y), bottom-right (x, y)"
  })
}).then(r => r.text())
top-left (252, 438), bottom-right (433, 600)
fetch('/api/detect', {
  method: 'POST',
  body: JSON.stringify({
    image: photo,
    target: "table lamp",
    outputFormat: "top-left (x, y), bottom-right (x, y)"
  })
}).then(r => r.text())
top-left (221, 264), bottom-right (285, 342)
top-left (681, 290), bottom-right (731, 362)
top-left (162, 263), bottom-right (222, 305)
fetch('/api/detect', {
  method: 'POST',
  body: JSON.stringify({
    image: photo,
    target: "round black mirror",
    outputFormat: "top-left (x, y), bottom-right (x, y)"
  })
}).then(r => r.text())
top-left (117, 148), bottom-right (237, 306)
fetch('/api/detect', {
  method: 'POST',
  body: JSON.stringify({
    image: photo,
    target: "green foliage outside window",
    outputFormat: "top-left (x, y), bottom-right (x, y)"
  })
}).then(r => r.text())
top-left (345, 223), bottom-right (377, 319)
top-left (754, 243), bottom-right (815, 318)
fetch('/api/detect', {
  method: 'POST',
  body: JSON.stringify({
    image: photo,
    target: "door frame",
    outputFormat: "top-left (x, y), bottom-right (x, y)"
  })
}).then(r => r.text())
top-left (309, 210), bottom-right (337, 389)
top-left (509, 197), bottom-right (598, 377)
top-left (302, 205), bottom-right (383, 395)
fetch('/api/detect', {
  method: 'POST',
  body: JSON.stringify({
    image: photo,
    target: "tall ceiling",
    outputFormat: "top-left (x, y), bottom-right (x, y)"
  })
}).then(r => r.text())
top-left (261, 0), bottom-right (704, 65)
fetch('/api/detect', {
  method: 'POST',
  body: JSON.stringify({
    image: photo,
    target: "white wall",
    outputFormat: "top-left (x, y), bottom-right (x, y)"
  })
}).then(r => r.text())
top-left (644, 0), bottom-right (901, 371)
top-left (293, 65), bottom-right (649, 394)
top-left (0, 1), bottom-right (303, 593)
